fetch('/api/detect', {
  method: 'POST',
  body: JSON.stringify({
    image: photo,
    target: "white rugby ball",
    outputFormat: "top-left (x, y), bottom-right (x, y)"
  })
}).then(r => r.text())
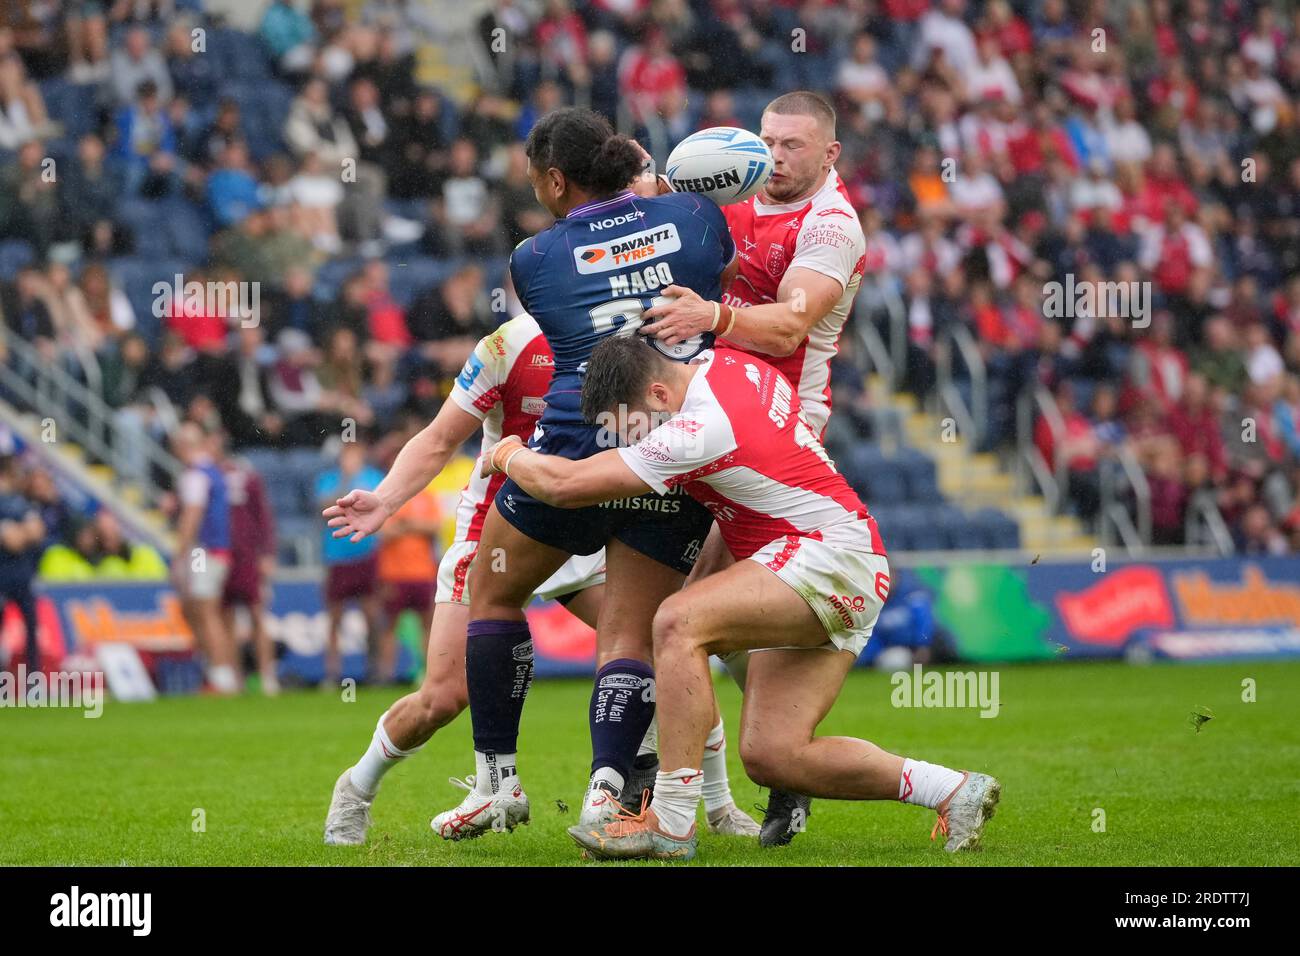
top-left (665, 127), bottom-right (773, 205)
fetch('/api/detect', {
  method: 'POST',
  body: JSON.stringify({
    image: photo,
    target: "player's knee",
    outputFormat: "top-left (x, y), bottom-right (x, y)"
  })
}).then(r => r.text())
top-left (651, 596), bottom-right (697, 656)
top-left (738, 737), bottom-right (781, 789)
top-left (467, 560), bottom-right (526, 614)
top-left (414, 678), bottom-right (466, 731)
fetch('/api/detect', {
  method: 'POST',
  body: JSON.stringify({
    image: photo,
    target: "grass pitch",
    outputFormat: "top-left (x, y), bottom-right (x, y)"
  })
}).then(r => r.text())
top-left (3, 660), bottom-right (1298, 866)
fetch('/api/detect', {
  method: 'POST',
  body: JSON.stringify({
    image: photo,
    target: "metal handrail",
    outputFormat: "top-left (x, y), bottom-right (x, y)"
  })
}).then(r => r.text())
top-left (1016, 386), bottom-right (1064, 511)
top-left (855, 274), bottom-right (908, 390)
top-left (0, 323), bottom-right (183, 509)
top-left (935, 323), bottom-right (987, 449)
top-left (1099, 446), bottom-right (1152, 554)
top-left (880, 278), bottom-right (909, 388)
top-left (1185, 488), bottom-right (1235, 555)
top-left (850, 297), bottom-right (895, 387)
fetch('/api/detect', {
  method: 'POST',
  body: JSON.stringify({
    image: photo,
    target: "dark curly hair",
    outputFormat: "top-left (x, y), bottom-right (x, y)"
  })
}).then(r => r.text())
top-left (524, 107), bottom-right (644, 197)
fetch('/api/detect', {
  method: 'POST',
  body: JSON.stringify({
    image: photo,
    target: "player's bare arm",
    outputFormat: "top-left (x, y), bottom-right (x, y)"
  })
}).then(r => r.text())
top-left (641, 266), bottom-right (842, 356)
top-left (324, 401), bottom-right (483, 542)
top-left (480, 436), bottom-right (651, 508)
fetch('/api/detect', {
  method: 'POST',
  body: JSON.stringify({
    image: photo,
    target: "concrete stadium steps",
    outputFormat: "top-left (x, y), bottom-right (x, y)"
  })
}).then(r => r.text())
top-left (872, 383), bottom-right (1096, 556)
top-left (417, 42), bottom-right (479, 104)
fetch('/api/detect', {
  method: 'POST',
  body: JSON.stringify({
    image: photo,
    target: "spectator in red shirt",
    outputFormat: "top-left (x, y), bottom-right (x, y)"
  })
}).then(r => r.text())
top-left (1129, 311), bottom-right (1189, 411)
top-left (1035, 380), bottom-right (1104, 522)
top-left (359, 259), bottom-right (411, 359)
top-left (165, 269), bottom-right (230, 354)
top-left (535, 0), bottom-right (590, 89)
top-left (1140, 143), bottom-right (1198, 216)
top-left (618, 25), bottom-right (686, 126)
top-left (1146, 436), bottom-right (1189, 545)
top-left (1147, 58), bottom-right (1200, 129)
top-left (1166, 372), bottom-right (1228, 483)
top-left (977, 0), bottom-right (1033, 60)
top-left (1139, 200), bottom-right (1212, 299)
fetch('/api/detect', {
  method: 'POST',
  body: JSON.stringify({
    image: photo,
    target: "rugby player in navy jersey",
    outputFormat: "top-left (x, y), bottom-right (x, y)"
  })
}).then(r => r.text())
top-left (431, 108), bottom-right (760, 840)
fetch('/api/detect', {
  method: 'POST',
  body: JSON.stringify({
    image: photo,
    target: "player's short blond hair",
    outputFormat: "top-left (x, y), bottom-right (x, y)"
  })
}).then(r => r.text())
top-left (763, 91), bottom-right (836, 139)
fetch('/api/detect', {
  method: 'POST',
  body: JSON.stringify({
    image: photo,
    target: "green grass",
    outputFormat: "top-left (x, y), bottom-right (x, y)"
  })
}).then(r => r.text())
top-left (3, 661), bottom-right (1299, 866)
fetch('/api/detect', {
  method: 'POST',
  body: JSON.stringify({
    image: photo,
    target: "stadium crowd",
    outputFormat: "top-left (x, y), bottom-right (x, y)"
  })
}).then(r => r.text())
top-left (0, 0), bottom-right (1297, 556)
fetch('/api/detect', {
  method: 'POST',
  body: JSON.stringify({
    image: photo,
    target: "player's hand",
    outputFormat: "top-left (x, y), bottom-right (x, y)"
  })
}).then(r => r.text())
top-left (641, 286), bottom-right (716, 345)
top-left (324, 489), bottom-right (390, 543)
top-left (480, 435), bottom-right (525, 479)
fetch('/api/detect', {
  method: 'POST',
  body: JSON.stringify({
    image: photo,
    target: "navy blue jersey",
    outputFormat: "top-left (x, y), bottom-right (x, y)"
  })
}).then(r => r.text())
top-left (510, 189), bottom-right (735, 426)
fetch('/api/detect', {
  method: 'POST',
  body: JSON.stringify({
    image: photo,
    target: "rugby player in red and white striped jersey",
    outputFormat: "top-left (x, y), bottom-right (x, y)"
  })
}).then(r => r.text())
top-left (322, 314), bottom-right (758, 844)
top-left (480, 335), bottom-right (1000, 861)
top-left (640, 90), bottom-right (869, 844)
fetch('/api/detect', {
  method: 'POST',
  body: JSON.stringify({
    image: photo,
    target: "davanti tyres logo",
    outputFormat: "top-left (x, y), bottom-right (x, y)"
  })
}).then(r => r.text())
top-left (582, 249), bottom-right (606, 264)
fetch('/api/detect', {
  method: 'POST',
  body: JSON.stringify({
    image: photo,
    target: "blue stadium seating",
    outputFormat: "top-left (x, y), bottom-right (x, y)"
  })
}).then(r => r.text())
top-left (107, 255), bottom-right (192, 344)
top-left (0, 239), bottom-right (35, 281)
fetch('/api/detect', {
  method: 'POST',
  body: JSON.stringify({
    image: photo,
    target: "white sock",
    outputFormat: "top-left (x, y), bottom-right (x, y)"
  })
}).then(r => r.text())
top-left (474, 750), bottom-right (519, 796)
top-left (590, 765), bottom-right (624, 796)
top-left (637, 715), bottom-right (658, 758)
top-left (350, 711), bottom-right (421, 796)
top-left (700, 719), bottom-right (733, 813)
top-left (650, 768), bottom-right (702, 838)
top-left (898, 758), bottom-right (966, 809)
top-left (209, 665), bottom-right (239, 694)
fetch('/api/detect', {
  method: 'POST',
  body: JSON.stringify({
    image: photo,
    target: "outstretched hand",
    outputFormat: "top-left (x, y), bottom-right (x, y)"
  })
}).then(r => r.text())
top-left (323, 489), bottom-right (390, 543)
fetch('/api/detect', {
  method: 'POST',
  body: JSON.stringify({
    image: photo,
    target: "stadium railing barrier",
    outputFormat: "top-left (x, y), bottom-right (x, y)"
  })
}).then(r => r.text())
top-left (1099, 444), bottom-right (1152, 555)
top-left (0, 323), bottom-right (182, 516)
top-left (936, 322), bottom-right (986, 450)
top-left (1016, 385), bottom-right (1066, 515)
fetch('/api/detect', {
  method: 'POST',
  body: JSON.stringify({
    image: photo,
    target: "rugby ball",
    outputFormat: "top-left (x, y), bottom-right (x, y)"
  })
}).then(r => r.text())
top-left (665, 127), bottom-right (773, 205)
top-left (644, 329), bottom-right (714, 361)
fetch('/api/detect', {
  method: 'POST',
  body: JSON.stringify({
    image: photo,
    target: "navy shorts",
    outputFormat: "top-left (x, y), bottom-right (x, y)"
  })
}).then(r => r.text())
top-left (495, 422), bottom-right (712, 576)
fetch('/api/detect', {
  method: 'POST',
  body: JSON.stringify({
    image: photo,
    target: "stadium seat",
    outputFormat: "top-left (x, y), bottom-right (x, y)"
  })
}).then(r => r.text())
top-left (971, 508), bottom-right (1022, 551)
top-left (895, 448), bottom-right (940, 502)
top-left (159, 196), bottom-right (212, 264)
top-left (114, 199), bottom-right (171, 259)
top-left (386, 256), bottom-right (453, 308)
top-left (0, 239), bottom-right (35, 281)
top-left (39, 79), bottom-right (100, 140)
top-left (108, 255), bottom-right (192, 345)
top-left (313, 257), bottom-right (367, 302)
top-left (853, 461), bottom-right (908, 506)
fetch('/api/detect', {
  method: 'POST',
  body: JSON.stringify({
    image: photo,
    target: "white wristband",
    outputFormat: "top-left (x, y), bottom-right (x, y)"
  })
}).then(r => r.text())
top-left (501, 446), bottom-right (526, 479)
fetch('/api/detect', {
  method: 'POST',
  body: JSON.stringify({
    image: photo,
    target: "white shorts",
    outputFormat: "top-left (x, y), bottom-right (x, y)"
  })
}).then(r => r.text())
top-left (434, 539), bottom-right (607, 606)
top-left (179, 552), bottom-right (230, 601)
top-left (749, 535), bottom-right (890, 657)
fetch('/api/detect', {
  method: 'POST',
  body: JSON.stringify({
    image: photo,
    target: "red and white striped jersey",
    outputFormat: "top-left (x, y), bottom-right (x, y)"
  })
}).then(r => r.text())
top-left (447, 313), bottom-right (553, 544)
top-left (720, 167), bottom-right (867, 435)
top-left (617, 349), bottom-right (885, 561)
